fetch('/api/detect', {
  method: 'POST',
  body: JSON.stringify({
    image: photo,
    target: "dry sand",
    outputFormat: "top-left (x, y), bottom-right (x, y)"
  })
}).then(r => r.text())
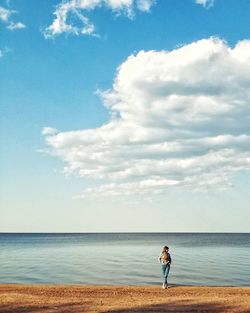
top-left (0, 284), bottom-right (250, 313)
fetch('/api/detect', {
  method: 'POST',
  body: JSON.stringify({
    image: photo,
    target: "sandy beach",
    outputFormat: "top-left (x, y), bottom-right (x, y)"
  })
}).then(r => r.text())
top-left (0, 285), bottom-right (249, 313)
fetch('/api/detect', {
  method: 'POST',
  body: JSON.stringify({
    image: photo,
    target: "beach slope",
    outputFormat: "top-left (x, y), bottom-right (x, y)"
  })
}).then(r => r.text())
top-left (0, 285), bottom-right (250, 312)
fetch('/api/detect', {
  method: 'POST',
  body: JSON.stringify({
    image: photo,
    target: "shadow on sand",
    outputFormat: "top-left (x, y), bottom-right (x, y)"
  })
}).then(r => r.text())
top-left (0, 302), bottom-right (86, 313)
top-left (0, 300), bottom-right (249, 313)
top-left (102, 300), bottom-right (248, 313)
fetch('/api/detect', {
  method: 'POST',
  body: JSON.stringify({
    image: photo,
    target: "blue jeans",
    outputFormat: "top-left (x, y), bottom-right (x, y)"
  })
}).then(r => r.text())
top-left (161, 264), bottom-right (170, 285)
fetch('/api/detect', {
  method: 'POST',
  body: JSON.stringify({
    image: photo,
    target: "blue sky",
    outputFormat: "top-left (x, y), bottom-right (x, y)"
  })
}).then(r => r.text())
top-left (1, 0), bottom-right (250, 232)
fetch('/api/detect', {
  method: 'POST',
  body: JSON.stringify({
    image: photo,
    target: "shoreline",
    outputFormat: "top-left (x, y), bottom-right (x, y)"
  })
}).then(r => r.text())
top-left (0, 284), bottom-right (249, 312)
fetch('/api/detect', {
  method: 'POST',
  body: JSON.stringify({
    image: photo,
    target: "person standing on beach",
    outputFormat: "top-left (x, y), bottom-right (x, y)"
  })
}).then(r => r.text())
top-left (159, 246), bottom-right (172, 289)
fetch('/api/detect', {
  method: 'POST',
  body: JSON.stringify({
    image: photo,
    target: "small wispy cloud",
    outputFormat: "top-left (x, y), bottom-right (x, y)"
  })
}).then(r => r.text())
top-left (195, 0), bottom-right (214, 9)
top-left (42, 127), bottom-right (59, 136)
top-left (43, 38), bottom-right (250, 198)
top-left (0, 46), bottom-right (11, 58)
top-left (0, 5), bottom-right (12, 22)
top-left (6, 21), bottom-right (26, 30)
top-left (0, 5), bottom-right (26, 30)
top-left (43, 0), bottom-right (155, 38)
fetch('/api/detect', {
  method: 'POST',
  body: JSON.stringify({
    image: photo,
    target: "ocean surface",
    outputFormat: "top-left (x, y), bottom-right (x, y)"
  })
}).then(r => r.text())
top-left (0, 233), bottom-right (249, 286)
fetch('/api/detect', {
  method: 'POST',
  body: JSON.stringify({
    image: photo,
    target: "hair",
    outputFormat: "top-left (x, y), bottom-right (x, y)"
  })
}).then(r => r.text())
top-left (163, 246), bottom-right (169, 250)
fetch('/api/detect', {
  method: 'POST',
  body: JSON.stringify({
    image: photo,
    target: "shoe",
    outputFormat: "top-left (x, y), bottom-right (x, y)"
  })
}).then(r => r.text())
top-left (162, 283), bottom-right (166, 289)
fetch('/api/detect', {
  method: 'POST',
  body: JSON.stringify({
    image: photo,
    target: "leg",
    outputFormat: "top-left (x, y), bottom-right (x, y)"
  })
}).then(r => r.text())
top-left (164, 264), bottom-right (170, 286)
top-left (161, 264), bottom-right (167, 288)
top-left (161, 264), bottom-right (166, 281)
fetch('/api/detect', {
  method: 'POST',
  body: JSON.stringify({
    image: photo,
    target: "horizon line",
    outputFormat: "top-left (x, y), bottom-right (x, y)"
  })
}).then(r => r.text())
top-left (0, 232), bottom-right (249, 234)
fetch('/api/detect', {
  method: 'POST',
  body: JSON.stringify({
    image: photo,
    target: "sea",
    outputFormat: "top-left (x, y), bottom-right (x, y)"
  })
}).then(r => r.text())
top-left (0, 233), bottom-right (249, 286)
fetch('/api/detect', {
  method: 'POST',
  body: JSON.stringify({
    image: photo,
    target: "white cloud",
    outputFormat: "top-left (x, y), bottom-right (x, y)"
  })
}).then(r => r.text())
top-left (0, 5), bottom-right (26, 30)
top-left (195, 0), bottom-right (214, 8)
top-left (137, 0), bottom-right (155, 12)
top-left (75, 178), bottom-right (180, 198)
top-left (6, 21), bottom-right (26, 30)
top-left (43, 38), bottom-right (250, 197)
top-left (0, 6), bottom-right (12, 22)
top-left (42, 127), bottom-right (59, 136)
top-left (43, 0), bottom-right (155, 38)
top-left (0, 46), bottom-right (11, 58)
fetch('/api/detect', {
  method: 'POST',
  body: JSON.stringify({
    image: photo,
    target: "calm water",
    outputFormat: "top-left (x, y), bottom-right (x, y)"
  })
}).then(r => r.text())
top-left (0, 233), bottom-right (249, 286)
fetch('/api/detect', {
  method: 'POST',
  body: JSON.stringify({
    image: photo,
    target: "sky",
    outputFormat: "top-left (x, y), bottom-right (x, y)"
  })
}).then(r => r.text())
top-left (1, 0), bottom-right (250, 232)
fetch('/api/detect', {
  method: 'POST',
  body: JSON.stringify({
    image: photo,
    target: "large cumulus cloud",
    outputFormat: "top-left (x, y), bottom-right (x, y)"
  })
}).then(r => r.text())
top-left (43, 38), bottom-right (250, 197)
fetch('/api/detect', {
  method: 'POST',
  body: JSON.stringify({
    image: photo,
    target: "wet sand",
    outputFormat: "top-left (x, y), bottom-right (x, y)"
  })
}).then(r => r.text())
top-left (0, 284), bottom-right (250, 312)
